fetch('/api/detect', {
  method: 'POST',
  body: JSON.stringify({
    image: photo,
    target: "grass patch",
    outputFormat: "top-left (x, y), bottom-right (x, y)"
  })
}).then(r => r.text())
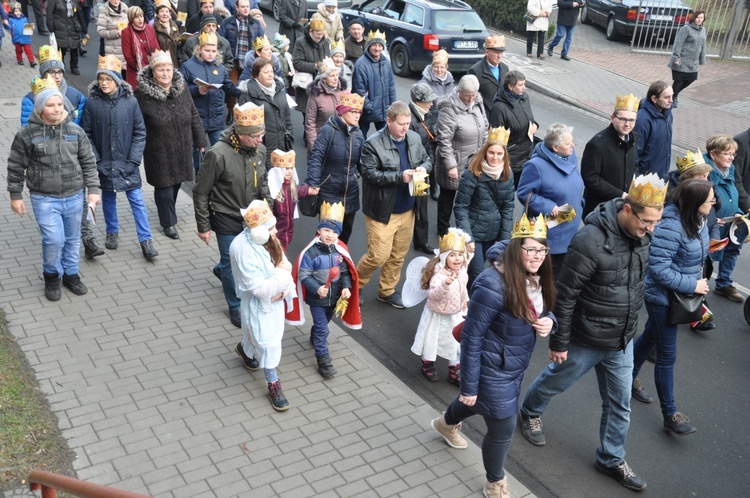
top-left (0, 308), bottom-right (76, 491)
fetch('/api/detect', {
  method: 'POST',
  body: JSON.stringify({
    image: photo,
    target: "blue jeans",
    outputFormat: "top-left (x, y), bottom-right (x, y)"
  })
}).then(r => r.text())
top-left (193, 129), bottom-right (222, 173)
top-left (30, 190), bottom-right (84, 276)
top-left (521, 340), bottom-right (633, 467)
top-left (101, 188), bottom-right (153, 242)
top-left (632, 302), bottom-right (677, 417)
top-left (310, 305), bottom-right (335, 357)
top-left (215, 232), bottom-right (241, 311)
top-left (715, 238), bottom-right (743, 289)
top-left (468, 240), bottom-right (492, 288)
top-left (548, 24), bottom-right (576, 56)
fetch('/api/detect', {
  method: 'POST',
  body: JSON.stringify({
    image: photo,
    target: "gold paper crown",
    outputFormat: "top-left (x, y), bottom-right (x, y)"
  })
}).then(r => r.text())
top-left (366, 29), bottom-right (386, 44)
top-left (38, 45), bottom-right (63, 64)
top-left (98, 55), bottom-right (122, 73)
top-left (320, 201), bottom-right (345, 224)
top-left (270, 149), bottom-right (296, 168)
top-left (614, 93), bottom-right (640, 113)
top-left (487, 126), bottom-right (510, 147)
top-left (318, 57), bottom-right (337, 75)
top-left (154, 0), bottom-right (170, 7)
top-left (253, 34), bottom-right (270, 52)
top-left (199, 31), bottom-right (218, 46)
top-left (240, 199), bottom-right (274, 228)
top-left (12, 2), bottom-right (21, 10)
top-left (432, 49), bottom-right (448, 66)
top-left (439, 228), bottom-right (469, 254)
top-left (310, 18), bottom-right (326, 32)
top-left (330, 39), bottom-right (346, 54)
top-left (339, 91), bottom-right (364, 111)
top-left (676, 148), bottom-right (706, 173)
top-left (233, 101), bottom-right (264, 128)
top-left (627, 173), bottom-right (668, 208)
top-left (511, 213), bottom-right (547, 240)
top-left (30, 74), bottom-right (58, 96)
top-left (485, 35), bottom-right (506, 50)
top-left (149, 50), bottom-right (173, 68)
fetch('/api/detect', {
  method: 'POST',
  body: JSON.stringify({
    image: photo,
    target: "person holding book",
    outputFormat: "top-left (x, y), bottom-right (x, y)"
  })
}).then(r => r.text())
top-left (8, 2), bottom-right (36, 67)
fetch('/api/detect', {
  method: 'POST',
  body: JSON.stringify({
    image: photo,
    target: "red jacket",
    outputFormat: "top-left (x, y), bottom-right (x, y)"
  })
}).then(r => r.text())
top-left (121, 24), bottom-right (159, 88)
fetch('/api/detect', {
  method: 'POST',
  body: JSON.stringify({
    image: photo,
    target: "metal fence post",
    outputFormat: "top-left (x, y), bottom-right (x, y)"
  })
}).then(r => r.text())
top-left (721, 0), bottom-right (748, 59)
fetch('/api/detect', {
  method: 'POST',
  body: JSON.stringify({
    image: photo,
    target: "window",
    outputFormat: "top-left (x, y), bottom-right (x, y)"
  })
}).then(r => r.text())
top-left (401, 4), bottom-right (424, 26)
top-left (432, 10), bottom-right (485, 31)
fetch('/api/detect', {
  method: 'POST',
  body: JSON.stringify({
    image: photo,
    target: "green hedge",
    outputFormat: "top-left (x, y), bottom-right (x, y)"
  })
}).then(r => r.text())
top-left (470, 0), bottom-right (528, 34)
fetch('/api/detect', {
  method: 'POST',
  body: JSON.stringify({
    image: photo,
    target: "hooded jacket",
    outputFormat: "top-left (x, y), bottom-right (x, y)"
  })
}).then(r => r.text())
top-left (516, 142), bottom-right (584, 255)
top-left (134, 68), bottom-right (207, 188)
top-left (180, 55), bottom-right (242, 132)
top-left (193, 126), bottom-right (271, 235)
top-left (418, 65), bottom-right (456, 102)
top-left (635, 97), bottom-right (673, 179)
top-left (311, 3), bottom-right (344, 42)
top-left (97, 1), bottom-right (129, 64)
top-left (461, 240), bottom-right (557, 420)
top-left (551, 198), bottom-right (650, 352)
top-left (80, 81), bottom-right (147, 192)
top-left (304, 76), bottom-right (347, 150)
top-left (352, 48), bottom-right (397, 123)
top-left (8, 111), bottom-right (100, 200)
top-left (299, 240), bottom-right (353, 308)
top-left (21, 81), bottom-right (86, 127)
top-left (238, 76), bottom-right (293, 167)
top-left (454, 161), bottom-right (515, 243)
top-left (489, 89), bottom-right (537, 172)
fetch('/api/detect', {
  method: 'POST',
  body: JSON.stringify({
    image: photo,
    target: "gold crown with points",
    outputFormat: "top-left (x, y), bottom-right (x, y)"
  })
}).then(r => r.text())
top-left (253, 34), bottom-right (270, 51)
top-left (310, 18), bottom-right (326, 32)
top-left (487, 126), bottom-right (510, 147)
top-left (339, 91), bottom-right (364, 111)
top-left (318, 57), bottom-right (337, 75)
top-left (614, 93), bottom-right (640, 113)
top-left (149, 50), bottom-right (173, 68)
top-left (366, 29), bottom-right (386, 44)
top-left (627, 173), bottom-right (668, 208)
top-left (439, 228), bottom-right (469, 254)
top-left (320, 201), bottom-right (345, 224)
top-left (199, 31), bottom-right (218, 46)
top-left (676, 148), bottom-right (707, 173)
top-left (512, 213), bottom-right (547, 240)
top-left (38, 45), bottom-right (63, 64)
top-left (240, 199), bottom-right (274, 228)
top-left (485, 35), bottom-right (505, 50)
top-left (98, 54), bottom-right (122, 73)
top-left (30, 74), bottom-right (58, 96)
top-left (330, 39), bottom-right (346, 54)
top-left (432, 49), bottom-right (449, 66)
top-left (270, 149), bottom-right (296, 168)
top-left (154, 0), bottom-right (170, 7)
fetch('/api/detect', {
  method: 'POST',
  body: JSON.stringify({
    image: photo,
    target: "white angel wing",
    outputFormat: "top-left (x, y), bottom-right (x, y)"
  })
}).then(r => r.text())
top-left (401, 256), bottom-right (431, 308)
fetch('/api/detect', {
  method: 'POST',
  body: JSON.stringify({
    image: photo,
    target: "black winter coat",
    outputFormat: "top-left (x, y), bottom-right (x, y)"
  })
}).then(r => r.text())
top-left (733, 127), bottom-right (750, 212)
top-left (134, 68), bottom-right (207, 188)
top-left (551, 198), bottom-right (650, 352)
top-left (81, 81), bottom-right (147, 192)
top-left (46, 0), bottom-right (86, 49)
top-left (292, 26), bottom-right (331, 112)
top-left (454, 163), bottom-right (514, 243)
top-left (556, 0), bottom-right (582, 27)
top-left (239, 77), bottom-right (293, 167)
top-left (581, 124), bottom-right (637, 219)
top-left (467, 58), bottom-right (510, 114)
top-left (277, 0), bottom-right (306, 50)
top-left (489, 90), bottom-right (537, 173)
top-left (306, 115), bottom-right (364, 213)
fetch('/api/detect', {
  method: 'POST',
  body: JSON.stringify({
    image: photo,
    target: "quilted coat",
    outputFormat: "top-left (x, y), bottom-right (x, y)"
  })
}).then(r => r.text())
top-left (46, 0), bottom-right (86, 49)
top-left (97, 2), bottom-right (129, 64)
top-left (351, 49), bottom-right (397, 124)
top-left (454, 162), bottom-right (514, 243)
top-left (304, 76), bottom-right (347, 151)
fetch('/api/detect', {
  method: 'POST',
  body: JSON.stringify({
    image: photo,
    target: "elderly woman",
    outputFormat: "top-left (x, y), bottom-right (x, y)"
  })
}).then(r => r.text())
top-left (121, 6), bottom-right (160, 88)
top-left (409, 83), bottom-right (439, 254)
top-left (525, 0), bottom-right (553, 59)
top-left (239, 59), bottom-right (294, 167)
top-left (134, 50), bottom-right (207, 240)
top-left (97, 0), bottom-right (129, 73)
top-left (46, 0), bottom-right (86, 74)
top-left (153, 2), bottom-right (181, 68)
top-left (490, 70), bottom-right (539, 187)
top-left (330, 40), bottom-right (353, 90)
top-left (435, 74), bottom-right (488, 237)
top-left (305, 57), bottom-right (346, 152)
top-left (454, 128), bottom-right (515, 286)
top-left (516, 123), bottom-right (584, 277)
top-left (312, 0), bottom-right (345, 42)
top-left (705, 134), bottom-right (746, 303)
top-left (418, 49), bottom-right (455, 102)
top-left (292, 20), bottom-right (331, 117)
top-left (306, 91), bottom-right (365, 244)
top-left (669, 9), bottom-right (706, 108)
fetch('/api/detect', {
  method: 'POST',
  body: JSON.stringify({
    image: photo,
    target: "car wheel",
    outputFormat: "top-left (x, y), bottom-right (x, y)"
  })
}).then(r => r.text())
top-left (606, 17), bottom-right (620, 41)
top-left (273, 0), bottom-right (280, 22)
top-left (390, 44), bottom-right (412, 77)
top-left (581, 6), bottom-right (592, 25)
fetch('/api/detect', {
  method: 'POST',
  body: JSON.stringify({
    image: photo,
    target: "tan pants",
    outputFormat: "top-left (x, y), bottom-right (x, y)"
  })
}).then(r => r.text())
top-left (357, 211), bottom-right (415, 297)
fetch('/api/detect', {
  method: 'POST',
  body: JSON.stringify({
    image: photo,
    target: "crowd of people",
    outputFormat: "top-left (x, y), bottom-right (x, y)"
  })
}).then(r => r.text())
top-left (6, 3), bottom-right (750, 497)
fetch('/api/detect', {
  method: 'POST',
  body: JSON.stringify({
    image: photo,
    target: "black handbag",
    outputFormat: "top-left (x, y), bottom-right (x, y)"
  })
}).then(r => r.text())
top-left (298, 194), bottom-right (320, 217)
top-left (668, 291), bottom-right (704, 324)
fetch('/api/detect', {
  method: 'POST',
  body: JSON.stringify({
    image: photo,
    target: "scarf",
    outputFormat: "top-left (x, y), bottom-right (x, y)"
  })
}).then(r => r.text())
top-left (254, 77), bottom-right (276, 98)
top-left (130, 27), bottom-right (156, 72)
top-left (56, 79), bottom-right (76, 114)
top-left (236, 16), bottom-right (250, 62)
top-left (504, 88), bottom-right (523, 101)
top-left (107, 2), bottom-right (121, 14)
top-left (412, 103), bottom-right (428, 121)
top-left (526, 275), bottom-right (543, 320)
top-left (481, 159), bottom-right (503, 180)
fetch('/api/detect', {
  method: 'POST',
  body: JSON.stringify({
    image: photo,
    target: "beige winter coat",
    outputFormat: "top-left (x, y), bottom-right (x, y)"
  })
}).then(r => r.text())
top-left (97, 2), bottom-right (129, 64)
top-left (312, 3), bottom-right (344, 42)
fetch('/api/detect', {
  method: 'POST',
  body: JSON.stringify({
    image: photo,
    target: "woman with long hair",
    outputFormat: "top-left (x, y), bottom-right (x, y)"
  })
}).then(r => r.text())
top-left (668, 9), bottom-right (707, 108)
top-left (631, 179), bottom-right (712, 435)
top-left (430, 216), bottom-right (556, 498)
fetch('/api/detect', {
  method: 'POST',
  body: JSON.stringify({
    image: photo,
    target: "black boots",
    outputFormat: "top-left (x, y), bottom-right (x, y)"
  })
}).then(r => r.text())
top-left (267, 380), bottom-right (290, 411)
top-left (317, 354), bottom-right (337, 379)
top-left (83, 238), bottom-right (105, 259)
top-left (43, 272), bottom-right (61, 301)
top-left (62, 274), bottom-right (88, 295)
top-left (140, 239), bottom-right (159, 261)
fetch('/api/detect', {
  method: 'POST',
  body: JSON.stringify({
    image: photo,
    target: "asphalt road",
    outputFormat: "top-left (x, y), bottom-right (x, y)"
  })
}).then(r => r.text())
top-left (54, 16), bottom-right (750, 498)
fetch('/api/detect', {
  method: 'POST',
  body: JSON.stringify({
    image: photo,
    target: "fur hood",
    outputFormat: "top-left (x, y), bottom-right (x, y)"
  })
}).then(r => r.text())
top-left (87, 80), bottom-right (135, 99)
top-left (307, 76), bottom-right (348, 97)
top-left (135, 67), bottom-right (186, 102)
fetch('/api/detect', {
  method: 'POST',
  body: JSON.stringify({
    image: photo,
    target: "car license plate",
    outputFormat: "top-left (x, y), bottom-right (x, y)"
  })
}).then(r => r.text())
top-left (454, 40), bottom-right (478, 49)
top-left (650, 14), bottom-right (672, 21)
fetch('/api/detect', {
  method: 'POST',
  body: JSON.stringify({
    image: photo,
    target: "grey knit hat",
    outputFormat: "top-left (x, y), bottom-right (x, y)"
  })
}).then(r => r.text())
top-left (410, 82), bottom-right (436, 103)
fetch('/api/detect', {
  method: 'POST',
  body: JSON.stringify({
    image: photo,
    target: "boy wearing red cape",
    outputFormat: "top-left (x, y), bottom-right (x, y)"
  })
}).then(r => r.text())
top-left (286, 201), bottom-right (361, 379)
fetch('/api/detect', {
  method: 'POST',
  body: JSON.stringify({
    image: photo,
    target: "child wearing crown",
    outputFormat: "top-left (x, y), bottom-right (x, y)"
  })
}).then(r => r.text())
top-left (286, 201), bottom-right (361, 380)
top-left (8, 3), bottom-right (36, 67)
top-left (411, 228), bottom-right (471, 384)
top-left (268, 149), bottom-right (310, 250)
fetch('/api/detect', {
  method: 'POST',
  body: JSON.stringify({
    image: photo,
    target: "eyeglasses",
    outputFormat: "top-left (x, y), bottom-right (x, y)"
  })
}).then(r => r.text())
top-left (719, 151), bottom-right (736, 157)
top-left (97, 77), bottom-right (115, 84)
top-left (613, 116), bottom-right (636, 125)
top-left (47, 70), bottom-right (64, 76)
top-left (249, 132), bottom-right (265, 140)
top-left (633, 211), bottom-right (661, 227)
top-left (521, 247), bottom-right (550, 257)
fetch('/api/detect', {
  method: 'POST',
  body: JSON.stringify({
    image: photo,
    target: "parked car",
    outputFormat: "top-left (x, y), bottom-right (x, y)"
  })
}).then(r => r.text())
top-left (580, 0), bottom-right (692, 42)
top-left (259, 0), bottom-right (354, 22)
top-left (337, 0), bottom-right (490, 76)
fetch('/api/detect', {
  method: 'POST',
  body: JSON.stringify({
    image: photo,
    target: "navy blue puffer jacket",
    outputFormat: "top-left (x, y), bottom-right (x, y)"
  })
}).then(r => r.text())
top-left (461, 241), bottom-right (557, 420)
top-left (454, 161), bottom-right (515, 243)
top-left (180, 56), bottom-right (241, 132)
top-left (306, 115), bottom-right (365, 214)
top-left (352, 50), bottom-right (397, 123)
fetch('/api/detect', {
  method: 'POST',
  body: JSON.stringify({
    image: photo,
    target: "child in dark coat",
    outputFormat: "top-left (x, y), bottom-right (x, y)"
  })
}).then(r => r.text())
top-left (267, 149), bottom-right (305, 251)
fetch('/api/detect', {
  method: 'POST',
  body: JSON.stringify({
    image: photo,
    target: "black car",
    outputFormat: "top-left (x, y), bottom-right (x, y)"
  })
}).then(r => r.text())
top-left (338, 0), bottom-right (490, 76)
top-left (580, 0), bottom-right (692, 42)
